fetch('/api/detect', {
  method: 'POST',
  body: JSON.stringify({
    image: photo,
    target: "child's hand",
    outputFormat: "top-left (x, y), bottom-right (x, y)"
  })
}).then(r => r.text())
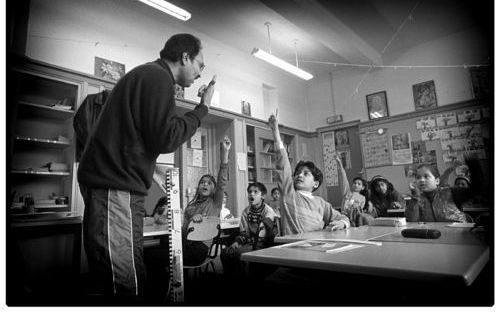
top-left (327, 220), bottom-right (346, 231)
top-left (268, 114), bottom-right (278, 132)
top-left (333, 152), bottom-right (341, 164)
top-left (221, 136), bottom-right (231, 151)
top-left (230, 242), bottom-right (240, 249)
top-left (191, 214), bottom-right (203, 223)
top-left (409, 183), bottom-right (421, 197)
top-left (391, 202), bottom-right (402, 210)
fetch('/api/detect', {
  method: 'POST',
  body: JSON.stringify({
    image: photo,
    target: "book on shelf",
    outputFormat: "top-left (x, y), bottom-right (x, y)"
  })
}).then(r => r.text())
top-left (263, 142), bottom-right (273, 153)
top-left (369, 217), bottom-right (406, 227)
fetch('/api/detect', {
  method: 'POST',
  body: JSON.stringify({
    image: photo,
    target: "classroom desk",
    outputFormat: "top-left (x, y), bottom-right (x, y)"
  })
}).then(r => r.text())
top-left (143, 223), bottom-right (170, 237)
top-left (241, 223), bottom-right (490, 286)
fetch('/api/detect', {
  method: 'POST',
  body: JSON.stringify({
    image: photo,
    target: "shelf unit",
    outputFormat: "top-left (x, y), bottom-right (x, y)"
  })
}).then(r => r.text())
top-left (9, 69), bottom-right (79, 219)
top-left (247, 125), bottom-right (295, 200)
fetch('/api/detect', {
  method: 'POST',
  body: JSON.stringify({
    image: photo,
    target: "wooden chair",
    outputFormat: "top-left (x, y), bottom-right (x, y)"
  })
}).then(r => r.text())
top-left (183, 216), bottom-right (221, 279)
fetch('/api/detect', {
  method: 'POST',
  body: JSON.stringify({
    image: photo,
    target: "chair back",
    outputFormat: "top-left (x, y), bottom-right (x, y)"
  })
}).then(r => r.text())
top-left (186, 216), bottom-right (220, 241)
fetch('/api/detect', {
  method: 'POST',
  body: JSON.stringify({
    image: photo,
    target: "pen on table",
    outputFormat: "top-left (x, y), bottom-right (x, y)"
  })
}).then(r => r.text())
top-left (310, 238), bottom-right (382, 246)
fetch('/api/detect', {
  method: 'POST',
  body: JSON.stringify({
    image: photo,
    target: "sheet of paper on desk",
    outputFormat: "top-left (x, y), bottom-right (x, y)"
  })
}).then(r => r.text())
top-left (446, 222), bottom-right (475, 228)
top-left (279, 240), bottom-right (364, 254)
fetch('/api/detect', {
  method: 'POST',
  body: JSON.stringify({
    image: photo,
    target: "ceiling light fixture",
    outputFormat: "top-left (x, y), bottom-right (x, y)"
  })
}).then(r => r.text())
top-left (137, 0), bottom-right (191, 21)
top-left (252, 22), bottom-right (313, 81)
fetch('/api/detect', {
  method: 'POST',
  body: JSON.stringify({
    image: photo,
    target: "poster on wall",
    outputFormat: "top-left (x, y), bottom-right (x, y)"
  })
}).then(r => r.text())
top-left (322, 132), bottom-right (338, 186)
top-left (415, 116), bottom-right (437, 129)
top-left (360, 131), bottom-right (391, 168)
top-left (94, 56), bottom-right (125, 81)
top-left (439, 127), bottom-right (460, 140)
top-left (435, 112), bottom-right (457, 127)
top-left (334, 130), bottom-right (350, 147)
top-left (459, 124), bottom-right (482, 139)
top-left (421, 128), bottom-right (440, 141)
top-left (411, 140), bottom-right (436, 164)
top-left (412, 80), bottom-right (437, 111)
top-left (191, 131), bottom-right (202, 149)
top-left (457, 109), bottom-right (481, 123)
top-left (391, 133), bottom-right (412, 165)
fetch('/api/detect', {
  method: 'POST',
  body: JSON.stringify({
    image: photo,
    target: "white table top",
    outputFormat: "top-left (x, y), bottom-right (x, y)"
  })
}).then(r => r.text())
top-left (242, 222), bottom-right (490, 286)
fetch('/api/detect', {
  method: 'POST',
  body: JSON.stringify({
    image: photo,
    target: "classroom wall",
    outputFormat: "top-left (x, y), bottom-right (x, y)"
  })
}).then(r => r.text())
top-left (360, 102), bottom-right (491, 196)
top-left (307, 27), bottom-right (491, 128)
top-left (25, 0), bottom-right (310, 130)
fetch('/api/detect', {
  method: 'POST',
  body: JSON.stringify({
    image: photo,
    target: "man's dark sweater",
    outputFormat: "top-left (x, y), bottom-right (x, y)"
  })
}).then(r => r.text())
top-left (78, 59), bottom-right (208, 195)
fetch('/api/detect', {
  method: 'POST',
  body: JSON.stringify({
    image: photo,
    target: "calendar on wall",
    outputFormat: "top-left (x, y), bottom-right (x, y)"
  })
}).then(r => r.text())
top-left (361, 131), bottom-right (391, 168)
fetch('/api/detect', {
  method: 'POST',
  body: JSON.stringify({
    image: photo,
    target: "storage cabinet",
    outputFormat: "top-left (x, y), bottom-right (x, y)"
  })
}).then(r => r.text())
top-left (9, 70), bottom-right (80, 220)
top-left (181, 127), bottom-right (210, 209)
top-left (248, 126), bottom-right (295, 200)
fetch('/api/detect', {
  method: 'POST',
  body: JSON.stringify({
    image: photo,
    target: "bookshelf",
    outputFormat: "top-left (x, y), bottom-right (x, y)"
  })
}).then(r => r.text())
top-left (248, 126), bottom-right (295, 199)
top-left (9, 70), bottom-right (79, 220)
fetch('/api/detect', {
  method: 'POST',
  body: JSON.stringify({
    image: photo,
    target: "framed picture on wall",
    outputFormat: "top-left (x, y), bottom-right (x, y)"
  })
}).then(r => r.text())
top-left (412, 80), bottom-right (437, 111)
top-left (241, 100), bottom-right (252, 116)
top-left (366, 91), bottom-right (389, 120)
top-left (470, 67), bottom-right (492, 99)
top-left (94, 56), bottom-right (125, 81)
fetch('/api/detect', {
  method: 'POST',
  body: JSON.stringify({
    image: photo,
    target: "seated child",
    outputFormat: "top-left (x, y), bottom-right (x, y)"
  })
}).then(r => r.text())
top-left (406, 164), bottom-right (469, 222)
top-left (220, 182), bottom-right (277, 278)
top-left (334, 153), bottom-right (374, 226)
top-left (268, 114), bottom-right (349, 234)
top-left (182, 136), bottom-right (231, 266)
top-left (220, 191), bottom-right (233, 220)
top-left (368, 175), bottom-right (406, 217)
top-left (267, 187), bottom-right (282, 218)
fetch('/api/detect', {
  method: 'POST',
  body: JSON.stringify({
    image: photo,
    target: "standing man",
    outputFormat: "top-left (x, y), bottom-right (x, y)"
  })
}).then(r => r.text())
top-left (77, 33), bottom-right (215, 301)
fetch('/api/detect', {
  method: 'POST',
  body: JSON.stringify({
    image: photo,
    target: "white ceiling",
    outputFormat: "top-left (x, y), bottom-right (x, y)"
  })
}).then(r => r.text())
top-left (141, 0), bottom-right (492, 78)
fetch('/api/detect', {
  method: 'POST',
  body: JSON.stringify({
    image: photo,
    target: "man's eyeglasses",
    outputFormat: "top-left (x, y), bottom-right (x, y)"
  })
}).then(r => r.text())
top-left (193, 58), bottom-right (205, 72)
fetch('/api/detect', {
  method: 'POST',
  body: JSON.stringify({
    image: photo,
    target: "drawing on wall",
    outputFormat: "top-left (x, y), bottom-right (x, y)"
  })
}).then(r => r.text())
top-left (411, 141), bottom-right (436, 164)
top-left (391, 133), bottom-right (412, 165)
top-left (94, 56), bottom-right (125, 81)
top-left (421, 128), bottom-right (440, 141)
top-left (361, 132), bottom-right (391, 168)
top-left (366, 91), bottom-right (389, 120)
top-left (470, 67), bottom-right (492, 99)
top-left (435, 112), bottom-right (458, 127)
top-left (241, 100), bottom-right (252, 116)
top-left (412, 80), bottom-right (437, 111)
top-left (335, 130), bottom-right (350, 147)
top-left (322, 132), bottom-right (338, 186)
top-left (415, 116), bottom-right (437, 129)
top-left (439, 127), bottom-right (460, 140)
top-left (457, 109), bottom-right (481, 123)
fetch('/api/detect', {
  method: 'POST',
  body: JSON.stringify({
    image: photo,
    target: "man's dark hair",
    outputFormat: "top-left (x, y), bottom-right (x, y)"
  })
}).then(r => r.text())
top-left (293, 161), bottom-right (323, 192)
top-left (271, 187), bottom-right (281, 195)
top-left (247, 182), bottom-right (267, 195)
top-left (160, 33), bottom-right (202, 62)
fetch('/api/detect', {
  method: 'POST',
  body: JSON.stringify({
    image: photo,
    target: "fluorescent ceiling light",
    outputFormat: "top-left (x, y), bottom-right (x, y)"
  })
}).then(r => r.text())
top-left (137, 0), bottom-right (191, 21)
top-left (252, 48), bottom-right (313, 81)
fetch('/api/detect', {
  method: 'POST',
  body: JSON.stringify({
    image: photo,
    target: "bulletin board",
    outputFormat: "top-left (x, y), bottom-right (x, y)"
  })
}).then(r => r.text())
top-left (319, 122), bottom-right (364, 207)
top-left (359, 100), bottom-right (491, 195)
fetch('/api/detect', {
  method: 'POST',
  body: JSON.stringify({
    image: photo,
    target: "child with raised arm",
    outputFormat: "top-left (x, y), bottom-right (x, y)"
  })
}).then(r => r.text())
top-left (334, 153), bottom-right (374, 226)
top-left (182, 136), bottom-right (231, 265)
top-left (268, 114), bottom-right (349, 234)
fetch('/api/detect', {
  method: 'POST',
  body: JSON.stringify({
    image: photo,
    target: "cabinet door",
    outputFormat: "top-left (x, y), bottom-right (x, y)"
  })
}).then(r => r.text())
top-left (181, 127), bottom-right (210, 209)
top-left (9, 70), bottom-right (80, 220)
